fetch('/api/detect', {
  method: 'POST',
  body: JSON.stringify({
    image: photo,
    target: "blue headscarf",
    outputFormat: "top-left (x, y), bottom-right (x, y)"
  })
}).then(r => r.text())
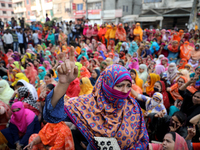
top-left (150, 41), bottom-right (160, 54)
top-left (190, 66), bottom-right (200, 81)
top-left (77, 48), bottom-right (89, 61)
top-left (38, 66), bottom-right (46, 81)
top-left (128, 41), bottom-right (139, 56)
top-left (99, 50), bottom-right (106, 60)
top-left (89, 69), bottom-right (100, 86)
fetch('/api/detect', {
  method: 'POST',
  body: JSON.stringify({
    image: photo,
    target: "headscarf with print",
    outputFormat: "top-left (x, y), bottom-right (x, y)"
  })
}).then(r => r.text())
top-left (145, 73), bottom-right (160, 95)
top-left (63, 64), bottom-right (149, 149)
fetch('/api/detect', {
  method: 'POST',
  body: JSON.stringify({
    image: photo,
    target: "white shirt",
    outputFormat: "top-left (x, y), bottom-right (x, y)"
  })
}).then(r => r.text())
top-left (3, 33), bottom-right (13, 44)
top-left (32, 33), bottom-right (39, 44)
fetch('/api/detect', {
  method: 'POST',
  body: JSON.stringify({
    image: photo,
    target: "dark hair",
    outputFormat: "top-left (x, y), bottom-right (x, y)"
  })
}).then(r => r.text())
top-left (45, 74), bottom-right (52, 78)
top-left (48, 69), bottom-right (54, 77)
top-left (167, 132), bottom-right (176, 142)
top-left (130, 69), bottom-right (136, 74)
top-left (155, 81), bottom-right (162, 90)
top-left (80, 79), bottom-right (83, 84)
top-left (119, 60), bottom-right (124, 66)
top-left (46, 84), bottom-right (55, 90)
top-left (16, 81), bottom-right (24, 86)
top-left (172, 111), bottom-right (187, 125)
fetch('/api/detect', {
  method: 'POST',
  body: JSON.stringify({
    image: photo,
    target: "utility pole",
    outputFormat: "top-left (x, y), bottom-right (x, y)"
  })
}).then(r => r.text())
top-left (188, 0), bottom-right (198, 30)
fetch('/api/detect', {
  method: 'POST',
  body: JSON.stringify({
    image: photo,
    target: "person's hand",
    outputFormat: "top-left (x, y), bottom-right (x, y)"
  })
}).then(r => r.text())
top-left (23, 142), bottom-right (34, 150)
top-left (35, 76), bottom-right (40, 81)
top-left (166, 87), bottom-right (171, 92)
top-left (57, 46), bottom-right (78, 84)
top-left (44, 145), bottom-right (51, 150)
top-left (169, 58), bottom-right (173, 61)
top-left (189, 77), bottom-right (198, 85)
top-left (144, 83), bottom-right (149, 88)
top-left (16, 143), bottom-right (22, 150)
top-left (155, 111), bottom-right (165, 118)
top-left (186, 125), bottom-right (196, 140)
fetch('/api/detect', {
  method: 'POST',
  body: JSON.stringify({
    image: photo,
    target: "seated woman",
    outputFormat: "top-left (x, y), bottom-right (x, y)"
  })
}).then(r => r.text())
top-left (79, 77), bottom-right (93, 96)
top-left (43, 48), bottom-right (149, 150)
top-left (89, 69), bottom-right (100, 86)
top-left (147, 111), bottom-right (187, 142)
top-left (16, 87), bottom-right (40, 116)
top-left (0, 101), bottom-right (11, 130)
top-left (0, 102), bottom-right (40, 149)
top-left (79, 66), bottom-right (91, 79)
top-left (130, 79), bottom-right (142, 99)
top-left (167, 76), bottom-right (188, 101)
top-left (0, 80), bottom-right (14, 105)
top-left (149, 132), bottom-right (188, 150)
top-left (138, 64), bottom-right (148, 83)
top-left (131, 89), bottom-right (167, 117)
top-left (25, 122), bottom-right (74, 150)
top-left (190, 66), bottom-right (200, 90)
top-left (130, 69), bottom-right (143, 89)
top-left (144, 73), bottom-right (160, 95)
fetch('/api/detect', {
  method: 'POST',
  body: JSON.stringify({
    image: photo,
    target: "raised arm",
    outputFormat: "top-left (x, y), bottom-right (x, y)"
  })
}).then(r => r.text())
top-left (51, 47), bottom-right (78, 108)
top-left (179, 76), bottom-right (198, 91)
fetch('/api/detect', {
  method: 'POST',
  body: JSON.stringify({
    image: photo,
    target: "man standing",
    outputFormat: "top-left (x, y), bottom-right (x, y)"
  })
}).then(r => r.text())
top-left (73, 19), bottom-right (82, 40)
top-left (67, 21), bottom-right (73, 45)
top-left (16, 29), bottom-right (24, 54)
top-left (32, 30), bottom-right (39, 45)
top-left (46, 14), bottom-right (50, 22)
top-left (0, 19), bottom-right (4, 29)
top-left (12, 29), bottom-right (18, 52)
top-left (2, 30), bottom-right (13, 53)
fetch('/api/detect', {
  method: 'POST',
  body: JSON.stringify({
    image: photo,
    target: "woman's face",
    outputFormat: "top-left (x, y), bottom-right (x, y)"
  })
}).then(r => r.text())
top-left (162, 133), bottom-right (175, 150)
top-left (91, 70), bottom-right (97, 79)
top-left (34, 60), bottom-right (38, 66)
top-left (162, 59), bottom-right (167, 65)
top-left (113, 80), bottom-right (132, 93)
top-left (130, 72), bottom-right (136, 80)
top-left (177, 78), bottom-right (185, 87)
top-left (38, 69), bottom-right (43, 73)
top-left (133, 53), bottom-right (137, 58)
top-left (81, 50), bottom-right (85, 54)
top-left (147, 75), bottom-right (151, 83)
top-left (192, 92), bottom-right (200, 105)
top-left (8, 66), bottom-right (13, 72)
top-left (154, 82), bottom-right (162, 92)
top-left (43, 62), bottom-right (46, 68)
top-left (139, 68), bottom-right (144, 73)
top-left (44, 76), bottom-right (51, 84)
top-left (119, 62), bottom-right (123, 66)
top-left (195, 68), bottom-right (200, 76)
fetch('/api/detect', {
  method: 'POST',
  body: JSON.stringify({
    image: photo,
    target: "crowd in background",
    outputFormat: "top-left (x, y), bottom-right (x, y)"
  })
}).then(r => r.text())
top-left (0, 14), bottom-right (200, 150)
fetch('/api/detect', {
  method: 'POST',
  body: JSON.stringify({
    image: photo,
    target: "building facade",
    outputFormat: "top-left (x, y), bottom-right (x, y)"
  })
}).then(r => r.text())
top-left (0, 0), bottom-right (14, 22)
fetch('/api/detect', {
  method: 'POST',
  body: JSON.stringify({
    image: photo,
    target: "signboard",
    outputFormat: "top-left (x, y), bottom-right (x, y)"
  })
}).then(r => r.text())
top-left (74, 9), bottom-right (101, 16)
top-left (72, 3), bottom-right (76, 10)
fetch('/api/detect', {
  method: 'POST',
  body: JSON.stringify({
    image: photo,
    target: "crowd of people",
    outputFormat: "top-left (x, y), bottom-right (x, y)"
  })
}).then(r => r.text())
top-left (0, 17), bottom-right (200, 150)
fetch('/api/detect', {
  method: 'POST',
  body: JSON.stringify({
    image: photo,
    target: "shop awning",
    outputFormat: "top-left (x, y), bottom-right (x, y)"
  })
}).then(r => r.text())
top-left (136, 16), bottom-right (163, 22)
top-left (121, 15), bottom-right (139, 23)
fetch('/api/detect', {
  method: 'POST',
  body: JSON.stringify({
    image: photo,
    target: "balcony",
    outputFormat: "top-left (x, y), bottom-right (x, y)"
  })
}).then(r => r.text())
top-left (13, 7), bottom-right (26, 13)
top-left (12, 0), bottom-right (23, 4)
top-left (103, 9), bottom-right (122, 20)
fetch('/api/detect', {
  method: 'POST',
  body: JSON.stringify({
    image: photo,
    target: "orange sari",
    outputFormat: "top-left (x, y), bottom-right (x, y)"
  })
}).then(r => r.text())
top-left (180, 41), bottom-right (193, 60)
top-left (29, 122), bottom-right (74, 150)
top-left (133, 23), bottom-right (143, 42)
top-left (115, 23), bottom-right (126, 42)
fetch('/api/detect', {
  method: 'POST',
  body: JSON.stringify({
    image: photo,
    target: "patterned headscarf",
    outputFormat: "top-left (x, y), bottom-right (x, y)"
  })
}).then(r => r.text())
top-left (64, 64), bottom-right (149, 149)
top-left (18, 87), bottom-right (39, 110)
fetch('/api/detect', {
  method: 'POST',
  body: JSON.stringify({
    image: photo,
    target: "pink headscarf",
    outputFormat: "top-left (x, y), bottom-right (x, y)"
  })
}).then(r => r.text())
top-left (92, 24), bottom-right (98, 35)
top-left (24, 62), bottom-right (38, 84)
top-left (83, 24), bottom-right (88, 36)
top-left (10, 101), bottom-right (35, 133)
top-left (97, 42), bottom-right (107, 52)
top-left (86, 26), bottom-right (93, 38)
top-left (6, 49), bottom-right (14, 58)
top-left (129, 58), bottom-right (139, 70)
top-left (6, 57), bottom-right (15, 68)
top-left (43, 60), bottom-right (52, 70)
top-left (160, 57), bottom-right (169, 71)
top-left (155, 65), bottom-right (165, 75)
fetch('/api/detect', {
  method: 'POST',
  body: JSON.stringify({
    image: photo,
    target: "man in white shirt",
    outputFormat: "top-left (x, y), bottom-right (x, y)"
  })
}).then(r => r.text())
top-left (3, 30), bottom-right (13, 53)
top-left (32, 30), bottom-right (39, 45)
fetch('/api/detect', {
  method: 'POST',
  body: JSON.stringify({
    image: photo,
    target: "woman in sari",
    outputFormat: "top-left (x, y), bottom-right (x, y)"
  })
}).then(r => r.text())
top-left (0, 101), bottom-right (11, 130)
top-left (180, 41), bottom-right (193, 60)
top-left (128, 41), bottom-right (139, 56)
top-left (80, 56), bottom-right (90, 68)
top-left (77, 48), bottom-right (89, 61)
top-left (89, 69), bottom-right (100, 86)
top-left (11, 73), bottom-right (29, 87)
top-left (115, 23), bottom-right (126, 42)
top-left (0, 80), bottom-right (14, 104)
top-left (149, 132), bottom-right (188, 150)
top-left (98, 24), bottom-right (107, 44)
top-left (6, 57), bottom-right (15, 68)
top-left (58, 29), bottom-right (67, 47)
top-left (24, 122), bottom-right (74, 150)
top-left (177, 58), bottom-right (188, 70)
top-left (43, 50), bottom-right (149, 149)
top-left (0, 101), bottom-right (40, 150)
top-left (130, 69), bottom-right (143, 89)
top-left (109, 24), bottom-right (117, 40)
top-left (166, 63), bottom-right (179, 85)
top-left (167, 76), bottom-right (188, 101)
top-left (191, 43), bottom-right (200, 61)
top-left (104, 25), bottom-right (112, 46)
top-left (144, 73), bottom-right (160, 95)
top-left (65, 78), bottom-right (80, 98)
top-left (138, 64), bottom-right (148, 83)
top-left (79, 66), bottom-right (91, 79)
top-left (37, 66), bottom-right (47, 81)
top-left (129, 57), bottom-right (139, 70)
top-left (0, 51), bottom-right (8, 65)
top-left (79, 77), bottom-right (93, 96)
top-left (86, 25), bottom-right (93, 41)
top-left (13, 61), bottom-right (24, 70)
top-left (47, 30), bottom-right (55, 45)
top-left (43, 60), bottom-right (52, 71)
top-left (97, 42), bottom-right (107, 52)
top-left (92, 23), bottom-right (99, 41)
top-left (24, 62), bottom-right (37, 85)
top-left (168, 40), bottom-right (179, 63)
top-left (133, 23), bottom-right (143, 42)
top-left (155, 65), bottom-right (165, 75)
top-left (160, 57), bottom-right (169, 71)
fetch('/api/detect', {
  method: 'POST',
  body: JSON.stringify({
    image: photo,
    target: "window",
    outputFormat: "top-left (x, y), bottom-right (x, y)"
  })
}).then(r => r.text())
top-left (77, 3), bottom-right (83, 11)
top-left (123, 5), bottom-right (125, 12)
top-left (3, 11), bottom-right (6, 14)
top-left (126, 6), bottom-right (128, 12)
top-left (28, 11), bottom-right (30, 15)
top-left (144, 0), bottom-right (162, 3)
top-left (53, 3), bottom-right (62, 14)
top-left (11, 11), bottom-right (14, 14)
top-left (88, 2), bottom-right (101, 10)
top-left (1, 3), bottom-right (5, 7)
top-left (8, 4), bottom-right (12, 7)
top-left (26, 0), bottom-right (29, 5)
